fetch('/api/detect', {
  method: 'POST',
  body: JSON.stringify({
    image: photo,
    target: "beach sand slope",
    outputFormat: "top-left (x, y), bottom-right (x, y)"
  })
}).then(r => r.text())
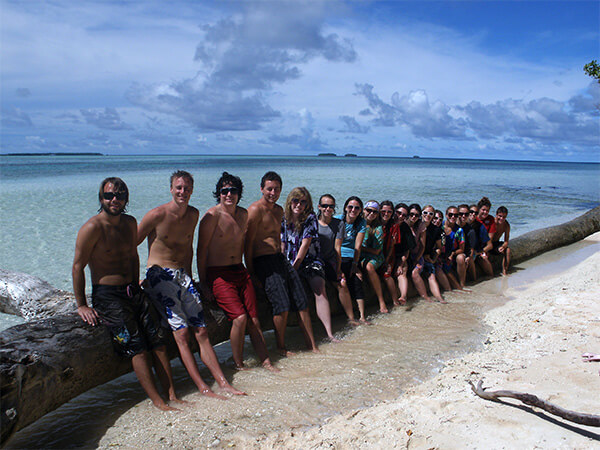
top-left (229, 237), bottom-right (600, 449)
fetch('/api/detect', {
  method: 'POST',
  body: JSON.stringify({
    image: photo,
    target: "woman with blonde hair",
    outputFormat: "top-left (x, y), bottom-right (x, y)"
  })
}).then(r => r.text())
top-left (281, 187), bottom-right (338, 342)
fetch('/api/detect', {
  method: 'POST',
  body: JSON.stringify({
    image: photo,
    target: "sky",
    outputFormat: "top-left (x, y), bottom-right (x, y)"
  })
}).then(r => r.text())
top-left (1, 0), bottom-right (599, 161)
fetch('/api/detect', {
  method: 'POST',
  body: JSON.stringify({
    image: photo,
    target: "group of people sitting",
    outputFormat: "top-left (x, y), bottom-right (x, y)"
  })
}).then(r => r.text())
top-left (279, 186), bottom-right (511, 331)
top-left (72, 169), bottom-right (510, 411)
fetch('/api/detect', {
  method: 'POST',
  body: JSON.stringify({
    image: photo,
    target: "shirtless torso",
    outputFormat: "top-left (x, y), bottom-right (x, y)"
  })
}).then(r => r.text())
top-left (138, 176), bottom-right (198, 273)
top-left (197, 204), bottom-right (247, 282)
top-left (492, 219), bottom-right (510, 243)
top-left (245, 180), bottom-right (284, 275)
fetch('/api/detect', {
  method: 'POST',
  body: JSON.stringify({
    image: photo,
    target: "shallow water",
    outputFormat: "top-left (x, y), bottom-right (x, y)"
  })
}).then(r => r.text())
top-left (6, 238), bottom-right (598, 449)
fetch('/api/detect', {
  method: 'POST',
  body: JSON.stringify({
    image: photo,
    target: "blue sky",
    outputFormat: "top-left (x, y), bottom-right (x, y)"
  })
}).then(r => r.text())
top-left (1, 0), bottom-right (598, 161)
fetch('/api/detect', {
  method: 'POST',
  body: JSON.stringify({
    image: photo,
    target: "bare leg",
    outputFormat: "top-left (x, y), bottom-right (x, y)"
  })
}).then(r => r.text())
top-left (436, 267), bottom-right (451, 291)
top-left (384, 275), bottom-right (398, 306)
top-left (365, 262), bottom-right (388, 313)
top-left (411, 267), bottom-right (430, 301)
top-left (502, 247), bottom-right (511, 275)
top-left (428, 274), bottom-right (447, 304)
top-left (356, 298), bottom-right (372, 325)
top-left (309, 276), bottom-right (338, 340)
top-left (230, 314), bottom-right (248, 369)
top-left (131, 351), bottom-right (178, 411)
top-left (457, 254), bottom-right (467, 287)
top-left (246, 317), bottom-right (279, 371)
top-left (172, 327), bottom-right (227, 400)
top-left (478, 255), bottom-right (494, 277)
top-left (396, 266), bottom-right (408, 305)
top-left (337, 281), bottom-right (357, 323)
top-left (152, 345), bottom-right (184, 404)
top-left (446, 271), bottom-right (462, 290)
top-left (193, 327), bottom-right (246, 395)
top-left (273, 311), bottom-right (293, 356)
top-left (297, 308), bottom-right (319, 352)
top-left (467, 256), bottom-right (477, 281)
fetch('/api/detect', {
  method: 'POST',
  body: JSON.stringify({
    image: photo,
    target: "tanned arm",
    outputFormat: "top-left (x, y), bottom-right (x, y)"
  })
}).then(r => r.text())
top-left (137, 208), bottom-right (161, 246)
top-left (197, 209), bottom-right (219, 285)
top-left (293, 237), bottom-right (312, 270)
top-left (72, 221), bottom-right (101, 326)
top-left (245, 204), bottom-right (259, 276)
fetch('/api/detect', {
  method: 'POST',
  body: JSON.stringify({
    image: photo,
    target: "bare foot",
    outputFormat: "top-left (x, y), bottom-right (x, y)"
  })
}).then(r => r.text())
top-left (219, 384), bottom-right (247, 396)
top-left (327, 336), bottom-right (342, 343)
top-left (348, 319), bottom-right (360, 327)
top-left (424, 297), bottom-right (434, 303)
top-left (379, 307), bottom-right (389, 314)
top-left (235, 364), bottom-right (251, 371)
top-left (310, 347), bottom-right (321, 353)
top-left (262, 361), bottom-right (281, 372)
top-left (169, 397), bottom-right (191, 406)
top-left (199, 389), bottom-right (228, 401)
top-left (154, 402), bottom-right (181, 412)
top-left (278, 348), bottom-right (296, 357)
top-left (437, 298), bottom-right (448, 304)
top-left (359, 318), bottom-right (373, 326)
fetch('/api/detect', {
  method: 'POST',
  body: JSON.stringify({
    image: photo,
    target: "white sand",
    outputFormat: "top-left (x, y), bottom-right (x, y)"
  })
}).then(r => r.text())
top-left (100, 235), bottom-right (600, 449)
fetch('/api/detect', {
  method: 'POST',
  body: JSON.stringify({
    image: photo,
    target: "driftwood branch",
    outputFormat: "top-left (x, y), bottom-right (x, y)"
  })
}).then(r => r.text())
top-left (469, 380), bottom-right (600, 427)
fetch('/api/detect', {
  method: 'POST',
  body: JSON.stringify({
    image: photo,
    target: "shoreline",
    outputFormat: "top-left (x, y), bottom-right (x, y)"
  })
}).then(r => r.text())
top-left (223, 232), bottom-right (600, 449)
top-left (2, 216), bottom-right (599, 447)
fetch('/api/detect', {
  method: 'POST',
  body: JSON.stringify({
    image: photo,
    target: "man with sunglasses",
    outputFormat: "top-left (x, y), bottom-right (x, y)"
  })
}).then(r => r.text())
top-left (72, 177), bottom-right (179, 411)
top-left (197, 172), bottom-right (277, 371)
top-left (138, 171), bottom-right (244, 398)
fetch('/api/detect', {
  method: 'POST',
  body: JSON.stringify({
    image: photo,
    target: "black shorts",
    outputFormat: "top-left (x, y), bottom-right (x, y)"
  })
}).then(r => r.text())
top-left (92, 284), bottom-right (168, 358)
top-left (253, 253), bottom-right (309, 315)
top-left (340, 258), bottom-right (364, 300)
top-left (490, 240), bottom-right (504, 255)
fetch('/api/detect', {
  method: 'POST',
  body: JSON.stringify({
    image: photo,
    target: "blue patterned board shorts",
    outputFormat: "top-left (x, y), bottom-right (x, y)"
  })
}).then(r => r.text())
top-left (144, 265), bottom-right (206, 331)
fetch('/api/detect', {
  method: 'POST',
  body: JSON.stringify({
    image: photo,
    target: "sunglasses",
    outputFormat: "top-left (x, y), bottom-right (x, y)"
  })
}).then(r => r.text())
top-left (433, 216), bottom-right (443, 221)
top-left (320, 203), bottom-right (335, 210)
top-left (347, 205), bottom-right (361, 211)
top-left (469, 210), bottom-right (477, 215)
top-left (396, 211), bottom-right (407, 217)
top-left (220, 187), bottom-right (239, 196)
top-left (292, 198), bottom-right (308, 206)
top-left (365, 208), bottom-right (379, 214)
top-left (409, 212), bottom-right (420, 217)
top-left (422, 211), bottom-right (434, 216)
top-left (103, 192), bottom-right (127, 201)
top-left (447, 213), bottom-right (458, 218)
top-left (459, 212), bottom-right (469, 216)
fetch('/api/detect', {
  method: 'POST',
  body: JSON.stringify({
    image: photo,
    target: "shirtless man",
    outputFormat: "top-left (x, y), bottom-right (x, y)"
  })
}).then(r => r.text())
top-left (197, 172), bottom-right (277, 371)
top-left (245, 171), bottom-right (318, 356)
top-left (72, 177), bottom-right (179, 411)
top-left (491, 206), bottom-right (511, 275)
top-left (138, 170), bottom-right (244, 398)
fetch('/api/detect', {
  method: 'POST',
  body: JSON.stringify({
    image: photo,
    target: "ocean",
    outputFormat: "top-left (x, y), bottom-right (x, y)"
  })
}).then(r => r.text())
top-left (1, 154), bottom-right (599, 448)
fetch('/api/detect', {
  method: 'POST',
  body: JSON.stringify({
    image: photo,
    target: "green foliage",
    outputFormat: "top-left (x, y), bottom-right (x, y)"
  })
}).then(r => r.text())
top-left (584, 60), bottom-right (600, 84)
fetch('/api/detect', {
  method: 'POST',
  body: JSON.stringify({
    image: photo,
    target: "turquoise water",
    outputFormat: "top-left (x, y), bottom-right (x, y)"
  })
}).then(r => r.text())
top-left (1, 154), bottom-right (598, 295)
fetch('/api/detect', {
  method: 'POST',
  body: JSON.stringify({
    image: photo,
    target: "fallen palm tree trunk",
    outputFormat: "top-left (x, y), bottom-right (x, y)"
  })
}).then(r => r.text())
top-left (469, 379), bottom-right (600, 427)
top-left (1, 206), bottom-right (599, 444)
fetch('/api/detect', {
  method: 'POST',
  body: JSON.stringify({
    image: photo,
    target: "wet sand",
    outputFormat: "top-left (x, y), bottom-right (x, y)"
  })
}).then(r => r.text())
top-left (6, 234), bottom-right (599, 449)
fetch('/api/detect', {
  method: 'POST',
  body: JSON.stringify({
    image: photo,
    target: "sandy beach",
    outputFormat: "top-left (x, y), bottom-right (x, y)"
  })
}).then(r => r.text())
top-left (94, 234), bottom-right (600, 449)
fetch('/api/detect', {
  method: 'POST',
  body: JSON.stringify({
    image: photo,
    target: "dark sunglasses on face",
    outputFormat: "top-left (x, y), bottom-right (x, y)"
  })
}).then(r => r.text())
top-left (220, 187), bottom-right (239, 196)
top-left (320, 203), bottom-right (335, 210)
top-left (103, 192), bottom-right (127, 201)
top-left (459, 212), bottom-right (469, 216)
top-left (347, 205), bottom-right (361, 211)
top-left (365, 208), bottom-right (378, 214)
top-left (422, 211), bottom-right (434, 216)
top-left (433, 216), bottom-right (442, 221)
top-left (292, 198), bottom-right (307, 206)
top-left (396, 211), bottom-right (406, 217)
top-left (469, 210), bottom-right (477, 215)
top-left (409, 212), bottom-right (420, 217)
top-left (447, 213), bottom-right (458, 218)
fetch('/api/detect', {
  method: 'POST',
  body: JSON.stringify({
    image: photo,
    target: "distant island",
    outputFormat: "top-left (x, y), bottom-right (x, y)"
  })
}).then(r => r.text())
top-left (317, 152), bottom-right (337, 157)
top-left (4, 152), bottom-right (104, 156)
top-left (344, 153), bottom-right (358, 157)
top-left (412, 155), bottom-right (420, 158)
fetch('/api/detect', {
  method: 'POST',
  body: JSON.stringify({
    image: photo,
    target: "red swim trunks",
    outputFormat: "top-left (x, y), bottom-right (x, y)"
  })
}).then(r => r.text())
top-left (206, 264), bottom-right (258, 321)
